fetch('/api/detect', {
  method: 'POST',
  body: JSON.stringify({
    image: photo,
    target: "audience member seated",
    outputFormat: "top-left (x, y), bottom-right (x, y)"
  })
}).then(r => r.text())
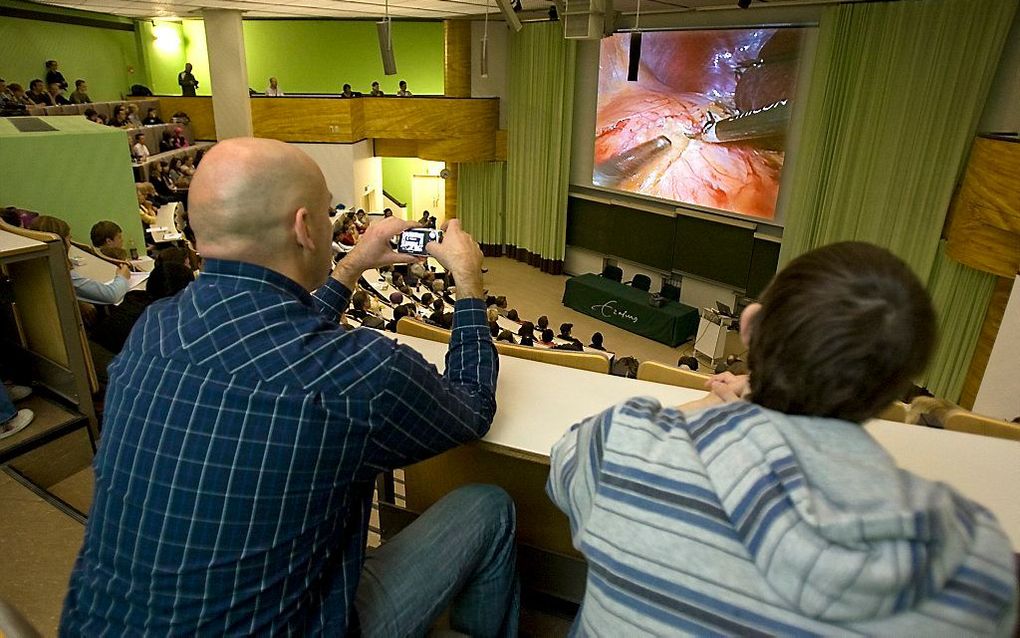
top-left (494, 296), bottom-right (508, 316)
top-left (265, 76), bottom-right (284, 96)
top-left (677, 354), bottom-right (699, 371)
top-left (90, 220), bottom-right (128, 261)
top-left (170, 126), bottom-right (189, 149)
top-left (428, 298), bottom-right (446, 326)
top-left (69, 79), bottom-right (91, 104)
top-left (536, 315), bottom-right (549, 334)
top-left (387, 303), bottom-right (412, 332)
top-left (30, 215), bottom-right (130, 305)
top-left (131, 133), bottom-right (150, 162)
top-left (167, 157), bottom-right (192, 188)
top-left (539, 328), bottom-right (555, 346)
top-left (109, 104), bottom-right (130, 128)
top-left (6, 82), bottom-right (32, 107)
top-left (370, 81), bottom-right (384, 97)
top-left (44, 59), bottom-right (67, 90)
top-left (26, 79), bottom-right (51, 105)
top-left (548, 242), bottom-right (1017, 635)
top-left (388, 291), bottom-right (404, 306)
top-left (126, 103), bottom-right (142, 127)
top-left (517, 321), bottom-right (536, 346)
top-left (506, 308), bottom-right (519, 322)
top-left (84, 107), bottom-right (102, 123)
top-left (382, 207), bottom-right (393, 218)
top-left (136, 183), bottom-right (159, 226)
top-left (47, 81), bottom-right (70, 105)
top-left (486, 306), bottom-right (500, 333)
top-left (496, 330), bottom-right (516, 344)
top-left (397, 80), bottom-right (412, 96)
top-left (713, 353), bottom-right (748, 375)
top-left (350, 290), bottom-right (385, 328)
top-left (338, 221), bottom-right (359, 247)
top-left (557, 322), bottom-right (582, 346)
top-left (150, 161), bottom-right (184, 203)
top-left (588, 331), bottom-right (606, 351)
top-left (142, 107), bottom-right (163, 125)
top-left (340, 83), bottom-right (359, 98)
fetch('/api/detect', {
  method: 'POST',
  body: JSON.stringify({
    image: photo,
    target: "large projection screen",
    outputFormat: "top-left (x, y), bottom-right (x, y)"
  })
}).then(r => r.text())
top-left (593, 28), bottom-right (809, 221)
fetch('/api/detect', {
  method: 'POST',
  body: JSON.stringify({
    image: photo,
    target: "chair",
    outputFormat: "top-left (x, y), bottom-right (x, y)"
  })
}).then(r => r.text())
top-left (629, 274), bottom-right (652, 291)
top-left (636, 361), bottom-right (711, 391)
top-left (396, 317), bottom-right (451, 344)
top-left (600, 264), bottom-right (623, 282)
top-left (944, 410), bottom-right (1020, 442)
top-left (659, 280), bottom-right (681, 302)
top-left (877, 401), bottom-right (910, 423)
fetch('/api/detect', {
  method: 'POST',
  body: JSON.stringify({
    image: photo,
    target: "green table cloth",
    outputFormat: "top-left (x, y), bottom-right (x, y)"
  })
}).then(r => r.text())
top-left (562, 274), bottom-right (699, 347)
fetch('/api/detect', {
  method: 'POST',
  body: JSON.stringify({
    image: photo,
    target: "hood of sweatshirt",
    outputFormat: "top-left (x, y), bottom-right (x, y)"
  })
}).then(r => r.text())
top-left (693, 401), bottom-right (1016, 625)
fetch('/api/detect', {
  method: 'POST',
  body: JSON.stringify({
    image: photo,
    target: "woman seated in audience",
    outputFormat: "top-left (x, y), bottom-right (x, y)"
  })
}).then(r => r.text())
top-left (136, 183), bottom-right (159, 226)
top-left (170, 126), bottom-right (189, 149)
top-left (150, 161), bottom-right (184, 203)
top-left (179, 154), bottom-right (196, 178)
top-left (159, 130), bottom-right (175, 153)
top-left (539, 328), bottom-right (556, 346)
top-left (496, 330), bottom-right (516, 345)
top-left (108, 104), bottom-right (130, 128)
top-left (30, 215), bottom-right (131, 306)
top-left (354, 209), bottom-right (369, 233)
top-left (589, 331), bottom-right (606, 351)
top-left (486, 306), bottom-right (500, 334)
top-left (167, 157), bottom-right (191, 188)
top-left (126, 103), bottom-right (142, 127)
top-left (338, 221), bottom-right (359, 247)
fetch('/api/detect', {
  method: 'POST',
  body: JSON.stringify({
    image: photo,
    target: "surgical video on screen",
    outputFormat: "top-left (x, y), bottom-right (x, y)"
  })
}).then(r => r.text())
top-left (593, 28), bottom-right (806, 220)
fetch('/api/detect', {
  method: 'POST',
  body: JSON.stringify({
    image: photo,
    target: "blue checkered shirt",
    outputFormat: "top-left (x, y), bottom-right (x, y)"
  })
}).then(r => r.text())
top-left (60, 259), bottom-right (498, 636)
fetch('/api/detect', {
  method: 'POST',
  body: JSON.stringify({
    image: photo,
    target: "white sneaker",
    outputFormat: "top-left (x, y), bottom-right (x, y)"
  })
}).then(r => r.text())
top-left (0, 409), bottom-right (34, 440)
top-left (5, 384), bottom-right (32, 402)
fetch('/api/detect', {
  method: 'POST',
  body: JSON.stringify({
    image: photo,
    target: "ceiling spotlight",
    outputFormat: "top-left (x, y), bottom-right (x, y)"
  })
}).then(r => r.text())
top-left (737, 0), bottom-right (752, 7)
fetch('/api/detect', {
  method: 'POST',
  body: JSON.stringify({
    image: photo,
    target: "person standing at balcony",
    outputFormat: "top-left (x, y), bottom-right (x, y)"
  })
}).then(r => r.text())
top-left (265, 76), bottom-right (284, 96)
top-left (396, 80), bottom-right (412, 96)
top-left (370, 81), bottom-right (384, 96)
top-left (178, 62), bottom-right (199, 97)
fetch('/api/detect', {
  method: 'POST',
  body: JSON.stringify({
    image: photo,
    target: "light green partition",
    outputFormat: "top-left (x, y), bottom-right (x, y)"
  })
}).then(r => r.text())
top-left (0, 117), bottom-right (144, 250)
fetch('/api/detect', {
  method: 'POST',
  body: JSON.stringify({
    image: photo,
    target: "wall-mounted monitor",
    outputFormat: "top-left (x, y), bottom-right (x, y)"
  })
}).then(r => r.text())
top-left (592, 27), bottom-right (808, 221)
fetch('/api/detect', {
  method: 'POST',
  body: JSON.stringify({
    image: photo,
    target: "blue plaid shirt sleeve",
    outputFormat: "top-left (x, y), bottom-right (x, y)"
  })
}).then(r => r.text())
top-left (311, 276), bottom-right (352, 320)
top-left (363, 298), bottom-right (499, 471)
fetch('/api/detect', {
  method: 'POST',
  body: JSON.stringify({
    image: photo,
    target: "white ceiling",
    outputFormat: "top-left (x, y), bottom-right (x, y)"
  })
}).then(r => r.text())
top-left (30, 0), bottom-right (856, 21)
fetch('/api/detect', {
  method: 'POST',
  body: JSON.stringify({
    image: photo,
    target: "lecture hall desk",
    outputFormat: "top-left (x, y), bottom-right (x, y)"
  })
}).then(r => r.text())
top-left (384, 334), bottom-right (1020, 600)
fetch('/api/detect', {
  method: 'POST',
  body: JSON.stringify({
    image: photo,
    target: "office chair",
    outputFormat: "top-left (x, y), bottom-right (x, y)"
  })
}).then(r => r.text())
top-left (629, 274), bottom-right (652, 291)
top-left (659, 281), bottom-right (681, 302)
top-left (600, 264), bottom-right (623, 282)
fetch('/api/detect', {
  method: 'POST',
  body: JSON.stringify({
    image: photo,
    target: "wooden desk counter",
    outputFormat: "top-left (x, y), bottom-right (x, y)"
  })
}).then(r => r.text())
top-left (391, 333), bottom-right (1020, 552)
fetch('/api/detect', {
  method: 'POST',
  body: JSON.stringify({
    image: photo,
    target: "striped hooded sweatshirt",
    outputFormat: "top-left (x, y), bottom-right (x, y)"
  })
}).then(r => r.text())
top-left (548, 398), bottom-right (1018, 636)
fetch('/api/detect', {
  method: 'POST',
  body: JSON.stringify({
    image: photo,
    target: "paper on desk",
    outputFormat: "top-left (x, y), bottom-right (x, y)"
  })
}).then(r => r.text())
top-left (128, 272), bottom-right (150, 291)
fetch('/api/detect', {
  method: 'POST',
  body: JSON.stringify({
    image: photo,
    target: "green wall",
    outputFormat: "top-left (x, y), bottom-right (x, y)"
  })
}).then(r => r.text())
top-left (382, 157), bottom-right (425, 211)
top-left (243, 20), bottom-right (444, 95)
top-left (0, 117), bottom-right (145, 250)
top-left (0, 0), bottom-right (143, 101)
top-left (137, 20), bottom-right (186, 96)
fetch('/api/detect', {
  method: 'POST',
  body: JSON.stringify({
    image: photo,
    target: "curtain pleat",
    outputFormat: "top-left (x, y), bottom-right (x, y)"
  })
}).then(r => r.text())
top-left (777, 0), bottom-right (1016, 400)
top-left (505, 22), bottom-right (575, 269)
top-left (458, 161), bottom-right (506, 247)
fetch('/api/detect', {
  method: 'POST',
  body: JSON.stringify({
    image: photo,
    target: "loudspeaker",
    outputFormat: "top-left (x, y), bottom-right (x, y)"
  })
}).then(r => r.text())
top-left (480, 35), bottom-right (489, 78)
top-left (495, 0), bottom-right (523, 32)
top-left (376, 20), bottom-right (397, 75)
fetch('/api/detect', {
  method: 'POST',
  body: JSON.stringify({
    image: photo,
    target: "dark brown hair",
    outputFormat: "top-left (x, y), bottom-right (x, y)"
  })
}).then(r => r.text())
top-left (90, 220), bottom-right (122, 247)
top-left (748, 242), bottom-right (935, 423)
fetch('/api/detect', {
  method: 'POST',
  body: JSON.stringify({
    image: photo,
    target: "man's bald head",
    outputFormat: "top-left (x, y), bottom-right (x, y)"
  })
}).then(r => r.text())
top-left (189, 138), bottom-right (333, 288)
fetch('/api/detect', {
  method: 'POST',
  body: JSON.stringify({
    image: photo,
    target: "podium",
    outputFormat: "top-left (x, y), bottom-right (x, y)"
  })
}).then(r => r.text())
top-left (695, 309), bottom-right (736, 363)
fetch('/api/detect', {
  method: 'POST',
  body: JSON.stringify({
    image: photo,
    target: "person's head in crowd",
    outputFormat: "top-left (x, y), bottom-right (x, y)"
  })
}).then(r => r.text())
top-left (154, 246), bottom-right (191, 270)
top-left (30, 216), bottom-right (72, 256)
top-left (127, 103), bottom-right (139, 117)
top-left (744, 242), bottom-right (935, 423)
top-left (432, 298), bottom-right (444, 313)
top-left (269, 77), bottom-right (279, 90)
top-left (146, 107), bottom-right (159, 119)
top-left (558, 323), bottom-right (573, 339)
top-left (29, 79), bottom-right (44, 95)
top-left (496, 330), bottom-right (516, 344)
top-left (399, 80), bottom-right (408, 91)
top-left (0, 78), bottom-right (7, 94)
top-left (134, 132), bottom-right (145, 145)
top-left (342, 83), bottom-right (353, 96)
top-left (9, 83), bottom-right (26, 100)
top-left (187, 138), bottom-right (343, 291)
top-left (46, 60), bottom-right (59, 72)
top-left (486, 306), bottom-right (500, 324)
top-left (391, 272), bottom-right (405, 288)
top-left (73, 79), bottom-right (87, 93)
top-left (389, 291), bottom-right (404, 306)
top-left (518, 321), bottom-right (535, 339)
top-left (383, 208), bottom-right (393, 218)
top-left (677, 355), bottom-right (699, 371)
top-left (431, 279), bottom-right (445, 293)
top-left (409, 262), bottom-right (426, 279)
top-left (520, 335), bottom-right (534, 347)
top-left (540, 328), bottom-right (555, 344)
top-left (83, 107), bottom-right (98, 121)
top-left (419, 292), bottom-right (434, 307)
top-left (428, 216), bottom-right (437, 229)
top-left (486, 295), bottom-right (497, 307)
top-left (145, 262), bottom-right (194, 299)
top-left (589, 332), bottom-right (604, 350)
top-left (495, 296), bottom-right (508, 309)
top-left (90, 220), bottom-right (123, 252)
top-left (111, 104), bottom-right (128, 125)
top-left (371, 81), bottom-right (381, 92)
top-left (536, 315), bottom-right (549, 332)
top-left (419, 210), bottom-right (430, 223)
top-left (422, 271), bottom-right (436, 286)
top-left (170, 157), bottom-right (184, 173)
top-left (351, 290), bottom-right (371, 313)
top-left (48, 81), bottom-right (63, 98)
top-left (507, 308), bottom-right (519, 322)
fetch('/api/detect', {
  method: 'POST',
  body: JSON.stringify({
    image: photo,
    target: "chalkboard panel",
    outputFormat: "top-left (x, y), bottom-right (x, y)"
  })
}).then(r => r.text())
top-left (746, 238), bottom-right (781, 298)
top-left (672, 216), bottom-right (754, 288)
top-left (566, 197), bottom-right (675, 270)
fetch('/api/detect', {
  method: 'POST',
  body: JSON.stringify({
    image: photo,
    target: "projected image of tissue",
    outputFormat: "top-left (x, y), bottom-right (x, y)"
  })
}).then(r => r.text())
top-left (593, 28), bottom-right (807, 220)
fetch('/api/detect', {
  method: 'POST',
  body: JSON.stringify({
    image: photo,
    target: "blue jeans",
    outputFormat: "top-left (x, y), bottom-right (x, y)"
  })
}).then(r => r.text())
top-left (356, 484), bottom-right (519, 637)
top-left (0, 387), bottom-right (15, 423)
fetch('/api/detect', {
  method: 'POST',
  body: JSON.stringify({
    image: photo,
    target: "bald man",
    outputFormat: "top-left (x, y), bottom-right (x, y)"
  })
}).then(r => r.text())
top-left (61, 139), bottom-right (518, 636)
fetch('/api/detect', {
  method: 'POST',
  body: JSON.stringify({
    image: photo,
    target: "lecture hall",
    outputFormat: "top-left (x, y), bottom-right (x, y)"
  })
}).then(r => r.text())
top-left (1, 0), bottom-right (1019, 635)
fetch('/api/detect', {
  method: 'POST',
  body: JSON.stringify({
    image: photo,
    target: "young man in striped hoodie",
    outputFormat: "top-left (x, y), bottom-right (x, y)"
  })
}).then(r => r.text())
top-left (549, 242), bottom-right (1017, 636)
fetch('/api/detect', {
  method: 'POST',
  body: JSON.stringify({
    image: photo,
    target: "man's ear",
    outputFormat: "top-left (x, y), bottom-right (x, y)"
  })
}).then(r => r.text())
top-left (739, 303), bottom-right (761, 348)
top-left (292, 207), bottom-right (316, 252)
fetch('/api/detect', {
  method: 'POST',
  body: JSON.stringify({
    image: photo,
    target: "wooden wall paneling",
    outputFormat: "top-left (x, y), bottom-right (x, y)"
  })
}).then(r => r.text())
top-left (444, 20), bottom-right (472, 98)
top-left (945, 137), bottom-right (1020, 277)
top-left (958, 276), bottom-right (1015, 410)
top-left (416, 133), bottom-right (497, 162)
top-left (361, 98), bottom-right (498, 140)
top-left (158, 97), bottom-right (217, 140)
top-left (251, 98), bottom-right (362, 143)
top-left (374, 138), bottom-right (421, 158)
top-left (445, 163), bottom-right (458, 219)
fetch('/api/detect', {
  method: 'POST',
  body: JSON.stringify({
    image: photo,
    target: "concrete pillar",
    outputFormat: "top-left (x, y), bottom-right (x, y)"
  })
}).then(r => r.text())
top-left (202, 9), bottom-right (253, 139)
top-left (444, 20), bottom-right (472, 98)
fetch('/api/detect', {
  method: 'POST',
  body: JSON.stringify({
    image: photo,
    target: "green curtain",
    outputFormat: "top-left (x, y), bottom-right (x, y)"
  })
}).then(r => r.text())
top-left (777, 0), bottom-right (1016, 400)
top-left (505, 22), bottom-right (576, 271)
top-left (921, 242), bottom-right (997, 401)
top-left (458, 161), bottom-right (507, 248)
top-left (780, 0), bottom-right (1016, 273)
